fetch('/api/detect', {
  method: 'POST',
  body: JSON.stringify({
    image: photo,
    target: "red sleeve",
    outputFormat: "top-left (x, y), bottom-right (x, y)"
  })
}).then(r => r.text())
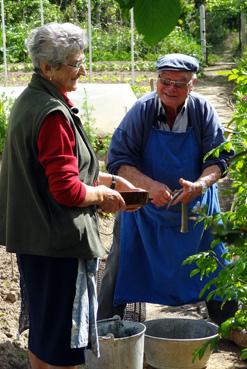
top-left (37, 111), bottom-right (86, 207)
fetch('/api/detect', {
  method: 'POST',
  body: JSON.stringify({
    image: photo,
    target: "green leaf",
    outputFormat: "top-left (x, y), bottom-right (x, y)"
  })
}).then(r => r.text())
top-left (190, 268), bottom-right (200, 278)
top-left (134, 0), bottom-right (181, 45)
top-left (241, 348), bottom-right (247, 360)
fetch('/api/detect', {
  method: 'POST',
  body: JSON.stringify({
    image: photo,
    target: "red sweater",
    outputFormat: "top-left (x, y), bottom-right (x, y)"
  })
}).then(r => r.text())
top-left (37, 99), bottom-right (87, 207)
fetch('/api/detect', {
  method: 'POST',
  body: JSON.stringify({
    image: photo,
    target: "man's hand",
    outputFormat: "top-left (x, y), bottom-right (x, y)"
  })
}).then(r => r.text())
top-left (149, 180), bottom-right (173, 207)
top-left (171, 178), bottom-right (203, 205)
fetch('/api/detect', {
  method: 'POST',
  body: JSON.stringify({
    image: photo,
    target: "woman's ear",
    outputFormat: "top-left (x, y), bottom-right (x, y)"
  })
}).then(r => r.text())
top-left (39, 62), bottom-right (52, 80)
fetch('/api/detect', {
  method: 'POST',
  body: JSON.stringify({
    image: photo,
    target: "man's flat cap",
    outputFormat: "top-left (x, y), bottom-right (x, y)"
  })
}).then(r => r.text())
top-left (156, 53), bottom-right (199, 73)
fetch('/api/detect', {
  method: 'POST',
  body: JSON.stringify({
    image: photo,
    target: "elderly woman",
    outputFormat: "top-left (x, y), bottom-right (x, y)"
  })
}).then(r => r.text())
top-left (0, 23), bottom-right (137, 369)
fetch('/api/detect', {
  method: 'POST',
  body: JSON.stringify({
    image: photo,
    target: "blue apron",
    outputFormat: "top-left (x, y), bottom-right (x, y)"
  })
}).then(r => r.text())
top-left (114, 126), bottom-right (227, 306)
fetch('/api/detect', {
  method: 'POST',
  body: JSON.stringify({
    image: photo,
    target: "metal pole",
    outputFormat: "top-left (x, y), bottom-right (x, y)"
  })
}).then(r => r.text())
top-left (240, 9), bottom-right (246, 55)
top-left (1, 0), bottom-right (8, 83)
top-left (87, 0), bottom-right (92, 81)
top-left (130, 8), bottom-right (135, 85)
top-left (199, 4), bottom-right (207, 64)
top-left (40, 0), bottom-right (44, 25)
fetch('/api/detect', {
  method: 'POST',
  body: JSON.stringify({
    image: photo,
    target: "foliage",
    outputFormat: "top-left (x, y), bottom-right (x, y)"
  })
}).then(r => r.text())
top-left (0, 0), bottom-right (64, 63)
top-left (192, 336), bottom-right (219, 363)
top-left (206, 0), bottom-right (245, 12)
top-left (2, 0), bottom-right (63, 26)
top-left (0, 93), bottom-right (14, 155)
top-left (205, 0), bottom-right (243, 50)
top-left (3, 0), bottom-right (239, 66)
top-left (178, 0), bottom-right (242, 53)
top-left (116, 0), bottom-right (182, 45)
top-left (183, 53), bottom-right (247, 357)
top-left (220, 310), bottom-right (247, 360)
top-left (90, 25), bottom-right (203, 63)
top-left (0, 0), bottom-right (243, 65)
top-left (1, 24), bottom-right (203, 66)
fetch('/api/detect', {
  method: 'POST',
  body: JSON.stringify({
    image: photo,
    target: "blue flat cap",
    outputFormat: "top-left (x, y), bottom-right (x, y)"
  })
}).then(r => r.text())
top-left (156, 53), bottom-right (199, 72)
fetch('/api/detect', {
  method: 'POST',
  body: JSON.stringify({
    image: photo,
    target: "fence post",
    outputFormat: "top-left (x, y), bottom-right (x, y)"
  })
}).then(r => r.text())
top-left (200, 4), bottom-right (207, 64)
top-left (130, 8), bottom-right (135, 86)
top-left (1, 0), bottom-right (8, 84)
top-left (240, 9), bottom-right (246, 55)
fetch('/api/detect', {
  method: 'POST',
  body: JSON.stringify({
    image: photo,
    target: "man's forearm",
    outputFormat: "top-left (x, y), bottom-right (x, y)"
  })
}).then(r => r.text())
top-left (117, 165), bottom-right (156, 192)
top-left (196, 165), bottom-right (222, 189)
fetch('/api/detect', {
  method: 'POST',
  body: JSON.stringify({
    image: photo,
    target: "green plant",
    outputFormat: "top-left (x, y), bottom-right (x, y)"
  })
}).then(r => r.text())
top-left (0, 93), bottom-right (14, 155)
top-left (80, 89), bottom-right (112, 160)
top-left (183, 54), bottom-right (247, 360)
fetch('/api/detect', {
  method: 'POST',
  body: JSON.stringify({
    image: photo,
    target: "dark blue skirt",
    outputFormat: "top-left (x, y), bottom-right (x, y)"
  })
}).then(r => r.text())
top-left (17, 254), bottom-right (86, 366)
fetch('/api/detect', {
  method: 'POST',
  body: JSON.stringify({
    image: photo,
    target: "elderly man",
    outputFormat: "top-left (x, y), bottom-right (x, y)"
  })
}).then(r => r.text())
top-left (98, 53), bottom-right (237, 324)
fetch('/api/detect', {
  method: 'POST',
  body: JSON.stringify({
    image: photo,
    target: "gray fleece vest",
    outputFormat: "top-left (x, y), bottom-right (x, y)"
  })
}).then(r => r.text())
top-left (0, 73), bottom-right (105, 259)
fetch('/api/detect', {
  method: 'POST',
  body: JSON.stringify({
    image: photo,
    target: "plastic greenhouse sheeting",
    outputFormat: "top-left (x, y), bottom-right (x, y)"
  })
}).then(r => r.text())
top-left (0, 83), bottom-right (137, 135)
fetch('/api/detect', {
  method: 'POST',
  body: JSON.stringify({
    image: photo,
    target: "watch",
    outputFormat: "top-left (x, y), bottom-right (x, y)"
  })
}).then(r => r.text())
top-left (110, 175), bottom-right (116, 189)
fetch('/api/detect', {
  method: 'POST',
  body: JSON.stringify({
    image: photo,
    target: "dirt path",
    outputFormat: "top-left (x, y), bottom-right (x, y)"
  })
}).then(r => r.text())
top-left (195, 62), bottom-right (235, 127)
top-left (0, 64), bottom-right (246, 369)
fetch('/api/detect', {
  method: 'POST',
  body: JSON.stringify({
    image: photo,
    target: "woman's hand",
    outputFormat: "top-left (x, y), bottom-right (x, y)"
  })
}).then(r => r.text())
top-left (97, 186), bottom-right (126, 213)
top-left (79, 185), bottom-right (126, 213)
top-left (97, 172), bottom-right (145, 211)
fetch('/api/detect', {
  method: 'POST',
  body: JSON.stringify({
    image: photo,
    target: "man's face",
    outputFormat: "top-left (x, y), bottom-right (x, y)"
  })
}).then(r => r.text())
top-left (156, 70), bottom-right (196, 111)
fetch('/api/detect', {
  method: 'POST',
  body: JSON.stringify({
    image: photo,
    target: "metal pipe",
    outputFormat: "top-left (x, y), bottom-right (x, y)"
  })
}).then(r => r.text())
top-left (1, 0), bottom-right (8, 84)
top-left (181, 203), bottom-right (189, 233)
top-left (40, 0), bottom-right (44, 25)
top-left (199, 4), bottom-right (207, 64)
top-left (87, 0), bottom-right (92, 81)
top-left (130, 8), bottom-right (135, 86)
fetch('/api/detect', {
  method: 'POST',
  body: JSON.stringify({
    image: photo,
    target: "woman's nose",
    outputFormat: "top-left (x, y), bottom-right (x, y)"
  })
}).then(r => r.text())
top-left (79, 65), bottom-right (86, 76)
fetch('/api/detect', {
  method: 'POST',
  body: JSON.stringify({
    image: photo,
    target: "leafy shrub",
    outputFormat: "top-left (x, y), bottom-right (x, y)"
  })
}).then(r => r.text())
top-left (5, 24), bottom-right (32, 63)
top-left (88, 25), bottom-right (203, 64)
top-left (183, 53), bottom-right (247, 360)
top-left (0, 93), bottom-right (14, 155)
top-left (0, 0), bottom-right (65, 64)
top-left (1, 18), bottom-right (203, 65)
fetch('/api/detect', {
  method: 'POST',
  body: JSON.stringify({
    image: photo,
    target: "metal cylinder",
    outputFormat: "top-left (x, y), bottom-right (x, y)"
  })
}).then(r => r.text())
top-left (85, 318), bottom-right (146, 369)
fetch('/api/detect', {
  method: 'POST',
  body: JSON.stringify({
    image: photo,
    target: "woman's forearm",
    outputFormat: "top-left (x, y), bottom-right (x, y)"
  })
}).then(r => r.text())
top-left (98, 171), bottom-right (136, 192)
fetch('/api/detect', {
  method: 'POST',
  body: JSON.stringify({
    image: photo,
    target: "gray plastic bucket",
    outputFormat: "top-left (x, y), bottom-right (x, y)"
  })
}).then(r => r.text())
top-left (144, 318), bottom-right (218, 369)
top-left (85, 317), bottom-right (146, 369)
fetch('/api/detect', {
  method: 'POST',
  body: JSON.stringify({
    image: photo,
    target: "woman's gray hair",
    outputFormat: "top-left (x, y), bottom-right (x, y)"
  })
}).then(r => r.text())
top-left (26, 22), bottom-right (88, 70)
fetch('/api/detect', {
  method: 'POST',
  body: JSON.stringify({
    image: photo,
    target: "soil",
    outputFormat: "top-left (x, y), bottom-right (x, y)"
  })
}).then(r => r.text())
top-left (0, 65), bottom-right (246, 369)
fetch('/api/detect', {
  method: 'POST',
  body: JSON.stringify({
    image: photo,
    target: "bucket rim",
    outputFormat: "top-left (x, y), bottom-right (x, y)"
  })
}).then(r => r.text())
top-left (98, 320), bottom-right (146, 341)
top-left (144, 318), bottom-right (218, 342)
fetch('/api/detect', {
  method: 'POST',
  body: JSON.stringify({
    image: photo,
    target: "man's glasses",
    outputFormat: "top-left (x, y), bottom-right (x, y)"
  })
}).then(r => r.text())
top-left (158, 77), bottom-right (193, 89)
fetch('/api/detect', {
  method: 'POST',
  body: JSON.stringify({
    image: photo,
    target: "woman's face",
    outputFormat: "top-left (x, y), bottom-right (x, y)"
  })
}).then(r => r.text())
top-left (156, 70), bottom-right (195, 112)
top-left (50, 51), bottom-right (86, 93)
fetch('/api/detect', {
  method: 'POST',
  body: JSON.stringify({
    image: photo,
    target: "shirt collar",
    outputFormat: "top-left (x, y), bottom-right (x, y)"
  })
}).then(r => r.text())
top-left (158, 96), bottom-right (188, 117)
top-left (62, 93), bottom-right (74, 108)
